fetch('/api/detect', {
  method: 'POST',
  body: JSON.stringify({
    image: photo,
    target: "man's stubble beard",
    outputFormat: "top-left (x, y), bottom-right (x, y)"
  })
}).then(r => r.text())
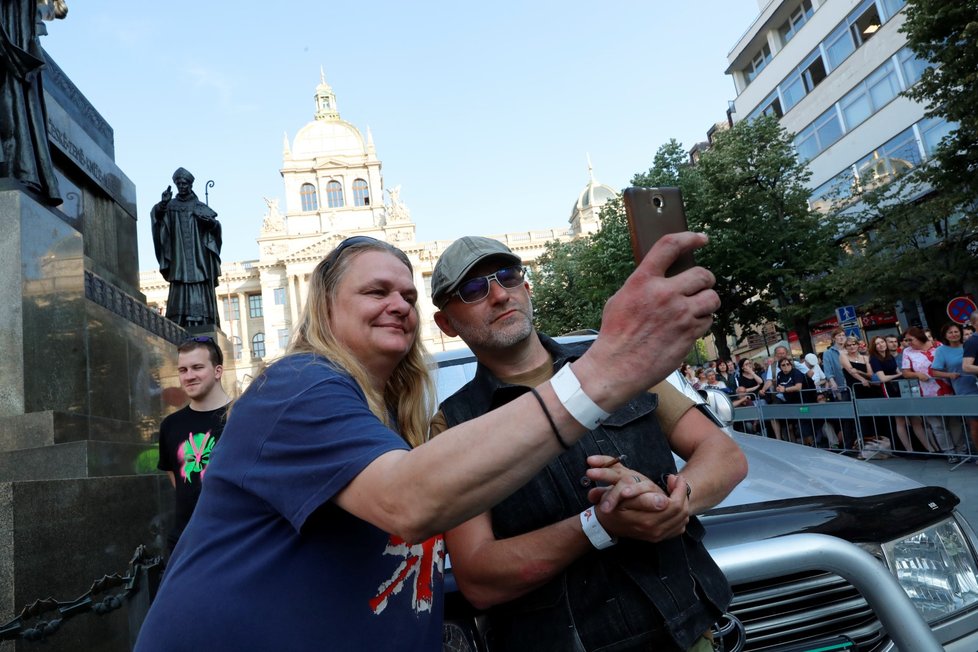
top-left (450, 303), bottom-right (535, 352)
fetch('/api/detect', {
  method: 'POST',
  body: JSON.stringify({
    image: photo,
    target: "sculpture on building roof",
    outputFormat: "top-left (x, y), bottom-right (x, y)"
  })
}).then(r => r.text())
top-left (0, 0), bottom-right (65, 205)
top-left (151, 167), bottom-right (223, 328)
top-left (385, 185), bottom-right (410, 223)
top-left (261, 196), bottom-right (285, 233)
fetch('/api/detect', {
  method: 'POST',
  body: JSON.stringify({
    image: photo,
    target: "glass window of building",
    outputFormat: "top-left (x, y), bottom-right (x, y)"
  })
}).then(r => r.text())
top-left (352, 179), bottom-right (370, 207)
top-left (248, 294), bottom-right (263, 318)
top-left (824, 21), bottom-right (857, 70)
top-left (273, 287), bottom-right (286, 305)
top-left (795, 107), bottom-right (843, 162)
top-left (326, 180), bottom-right (344, 208)
top-left (745, 43), bottom-right (772, 84)
top-left (880, 127), bottom-right (923, 169)
top-left (866, 60), bottom-right (900, 109)
top-left (837, 59), bottom-right (899, 132)
top-left (230, 336), bottom-right (243, 361)
top-left (300, 183), bottom-right (318, 212)
top-left (748, 91), bottom-right (784, 121)
top-left (779, 0), bottom-right (814, 44)
top-left (815, 110), bottom-right (844, 153)
top-left (854, 126), bottom-right (920, 192)
top-left (878, 0), bottom-right (906, 21)
top-left (852, 1), bottom-right (882, 43)
top-left (781, 49), bottom-right (827, 112)
top-left (278, 328), bottom-right (290, 349)
top-left (918, 117), bottom-right (954, 158)
top-left (252, 332), bottom-right (266, 359)
top-left (810, 169), bottom-right (857, 213)
top-left (898, 47), bottom-right (928, 87)
top-left (222, 296), bottom-right (240, 321)
top-left (824, 0), bottom-right (881, 71)
top-left (839, 85), bottom-right (873, 131)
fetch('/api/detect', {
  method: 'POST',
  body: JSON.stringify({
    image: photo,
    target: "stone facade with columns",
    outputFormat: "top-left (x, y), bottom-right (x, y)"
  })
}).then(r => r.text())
top-left (140, 74), bottom-right (616, 392)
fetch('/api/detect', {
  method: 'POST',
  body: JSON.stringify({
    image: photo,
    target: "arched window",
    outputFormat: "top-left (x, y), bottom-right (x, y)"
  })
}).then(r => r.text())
top-left (352, 178), bottom-right (370, 207)
top-left (326, 180), bottom-right (344, 208)
top-left (300, 183), bottom-right (318, 211)
top-left (252, 332), bottom-right (265, 359)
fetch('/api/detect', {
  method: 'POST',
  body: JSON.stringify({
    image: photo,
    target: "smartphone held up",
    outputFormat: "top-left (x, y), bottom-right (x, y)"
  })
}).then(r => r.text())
top-left (622, 187), bottom-right (694, 277)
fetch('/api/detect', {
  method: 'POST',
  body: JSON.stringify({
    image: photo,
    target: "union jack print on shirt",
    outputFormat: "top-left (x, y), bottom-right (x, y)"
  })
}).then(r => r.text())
top-left (370, 535), bottom-right (444, 615)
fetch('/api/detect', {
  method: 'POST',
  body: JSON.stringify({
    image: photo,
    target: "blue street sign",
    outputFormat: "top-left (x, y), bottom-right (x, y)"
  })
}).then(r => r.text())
top-left (836, 305), bottom-right (858, 324)
top-left (844, 326), bottom-right (862, 340)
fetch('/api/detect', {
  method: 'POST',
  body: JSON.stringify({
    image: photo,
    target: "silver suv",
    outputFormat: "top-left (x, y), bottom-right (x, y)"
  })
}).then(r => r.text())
top-left (434, 338), bottom-right (978, 652)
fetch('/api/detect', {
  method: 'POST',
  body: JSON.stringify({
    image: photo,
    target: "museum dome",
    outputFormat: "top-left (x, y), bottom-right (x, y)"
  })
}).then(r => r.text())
top-left (574, 181), bottom-right (617, 212)
top-left (289, 70), bottom-right (368, 159)
top-left (291, 120), bottom-right (366, 159)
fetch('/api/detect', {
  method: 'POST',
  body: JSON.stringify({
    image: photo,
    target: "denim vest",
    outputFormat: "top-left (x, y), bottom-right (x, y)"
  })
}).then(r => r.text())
top-left (440, 336), bottom-right (732, 652)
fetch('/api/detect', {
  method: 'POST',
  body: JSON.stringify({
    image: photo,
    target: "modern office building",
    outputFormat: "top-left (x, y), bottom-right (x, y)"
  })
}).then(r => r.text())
top-left (141, 74), bottom-right (616, 391)
top-left (724, 0), bottom-right (953, 347)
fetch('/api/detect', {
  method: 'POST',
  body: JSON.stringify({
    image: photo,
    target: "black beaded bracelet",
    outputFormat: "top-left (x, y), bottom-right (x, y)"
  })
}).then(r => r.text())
top-left (528, 387), bottom-right (570, 450)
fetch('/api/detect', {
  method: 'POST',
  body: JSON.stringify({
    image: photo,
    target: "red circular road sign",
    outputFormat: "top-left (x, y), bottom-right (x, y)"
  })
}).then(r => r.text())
top-left (947, 296), bottom-right (977, 324)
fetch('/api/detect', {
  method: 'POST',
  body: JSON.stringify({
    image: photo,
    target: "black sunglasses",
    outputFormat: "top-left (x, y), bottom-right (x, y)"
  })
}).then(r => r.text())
top-left (453, 266), bottom-right (526, 304)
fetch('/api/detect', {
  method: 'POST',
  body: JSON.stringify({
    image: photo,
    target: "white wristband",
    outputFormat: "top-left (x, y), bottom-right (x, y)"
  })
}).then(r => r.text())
top-left (580, 507), bottom-right (617, 549)
top-left (551, 364), bottom-right (610, 430)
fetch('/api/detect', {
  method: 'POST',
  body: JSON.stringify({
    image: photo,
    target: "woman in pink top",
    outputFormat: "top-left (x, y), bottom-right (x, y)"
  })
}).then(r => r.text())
top-left (902, 326), bottom-right (952, 456)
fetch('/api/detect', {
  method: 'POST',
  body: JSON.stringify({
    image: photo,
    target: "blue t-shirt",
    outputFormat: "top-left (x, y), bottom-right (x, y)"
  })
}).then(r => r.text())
top-left (136, 354), bottom-right (444, 651)
top-left (932, 344), bottom-right (978, 396)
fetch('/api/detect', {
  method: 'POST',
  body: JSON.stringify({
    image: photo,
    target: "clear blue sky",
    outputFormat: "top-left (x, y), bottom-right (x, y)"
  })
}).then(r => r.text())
top-left (42, 1), bottom-right (761, 270)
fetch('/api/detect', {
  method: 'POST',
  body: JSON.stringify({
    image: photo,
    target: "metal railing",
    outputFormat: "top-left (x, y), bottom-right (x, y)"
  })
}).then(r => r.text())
top-left (732, 381), bottom-right (978, 466)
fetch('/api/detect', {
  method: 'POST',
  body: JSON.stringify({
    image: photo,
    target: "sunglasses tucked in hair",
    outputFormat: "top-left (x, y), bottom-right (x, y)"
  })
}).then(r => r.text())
top-left (323, 236), bottom-right (382, 267)
top-left (452, 266), bottom-right (526, 304)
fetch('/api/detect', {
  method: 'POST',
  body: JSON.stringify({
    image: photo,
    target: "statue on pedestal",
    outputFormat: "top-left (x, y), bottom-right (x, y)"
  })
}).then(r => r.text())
top-left (151, 167), bottom-right (222, 328)
top-left (0, 0), bottom-right (64, 205)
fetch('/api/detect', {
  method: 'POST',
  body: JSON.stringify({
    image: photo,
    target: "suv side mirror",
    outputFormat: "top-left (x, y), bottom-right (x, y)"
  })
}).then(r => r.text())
top-left (700, 388), bottom-right (734, 427)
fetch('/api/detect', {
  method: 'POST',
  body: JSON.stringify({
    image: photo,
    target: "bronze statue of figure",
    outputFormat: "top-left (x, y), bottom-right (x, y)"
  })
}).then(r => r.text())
top-left (151, 168), bottom-right (222, 328)
top-left (0, 0), bottom-right (63, 205)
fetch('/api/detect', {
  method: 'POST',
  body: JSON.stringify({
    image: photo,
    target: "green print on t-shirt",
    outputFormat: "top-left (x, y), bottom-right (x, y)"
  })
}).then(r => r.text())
top-left (178, 432), bottom-right (216, 482)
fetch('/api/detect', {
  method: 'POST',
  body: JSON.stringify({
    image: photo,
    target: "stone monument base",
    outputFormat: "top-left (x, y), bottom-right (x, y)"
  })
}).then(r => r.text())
top-left (0, 188), bottom-right (183, 650)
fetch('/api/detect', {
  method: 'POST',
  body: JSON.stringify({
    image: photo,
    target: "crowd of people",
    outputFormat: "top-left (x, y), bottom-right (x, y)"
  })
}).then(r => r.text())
top-left (683, 312), bottom-right (978, 462)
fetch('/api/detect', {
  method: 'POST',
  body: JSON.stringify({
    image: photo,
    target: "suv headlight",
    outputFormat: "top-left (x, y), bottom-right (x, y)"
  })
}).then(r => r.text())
top-left (881, 518), bottom-right (978, 622)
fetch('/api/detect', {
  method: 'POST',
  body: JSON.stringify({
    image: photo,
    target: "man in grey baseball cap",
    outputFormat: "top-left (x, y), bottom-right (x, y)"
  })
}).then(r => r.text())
top-left (429, 235), bottom-right (744, 652)
top-left (430, 236), bottom-right (522, 309)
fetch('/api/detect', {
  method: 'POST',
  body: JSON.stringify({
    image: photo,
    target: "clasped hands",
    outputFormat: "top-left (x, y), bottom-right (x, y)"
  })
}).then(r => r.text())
top-left (583, 454), bottom-right (690, 543)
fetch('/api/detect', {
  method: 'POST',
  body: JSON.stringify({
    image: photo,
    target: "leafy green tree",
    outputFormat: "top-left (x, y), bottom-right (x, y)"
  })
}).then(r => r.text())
top-left (685, 116), bottom-right (836, 356)
top-left (631, 139), bottom-right (688, 188)
top-left (901, 0), bottom-right (978, 204)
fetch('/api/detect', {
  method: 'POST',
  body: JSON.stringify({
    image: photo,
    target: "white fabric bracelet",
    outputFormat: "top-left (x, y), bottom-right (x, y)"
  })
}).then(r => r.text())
top-left (551, 364), bottom-right (610, 430)
top-left (580, 507), bottom-right (617, 550)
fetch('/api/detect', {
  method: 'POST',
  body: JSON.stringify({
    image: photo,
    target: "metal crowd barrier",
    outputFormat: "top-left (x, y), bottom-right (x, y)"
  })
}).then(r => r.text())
top-left (731, 380), bottom-right (978, 467)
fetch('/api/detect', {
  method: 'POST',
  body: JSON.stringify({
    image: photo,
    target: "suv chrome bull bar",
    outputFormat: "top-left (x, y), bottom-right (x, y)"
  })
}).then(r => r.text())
top-left (711, 533), bottom-right (942, 651)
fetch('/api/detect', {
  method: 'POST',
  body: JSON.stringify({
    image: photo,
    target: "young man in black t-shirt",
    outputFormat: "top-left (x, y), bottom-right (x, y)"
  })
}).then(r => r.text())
top-left (157, 337), bottom-right (230, 558)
